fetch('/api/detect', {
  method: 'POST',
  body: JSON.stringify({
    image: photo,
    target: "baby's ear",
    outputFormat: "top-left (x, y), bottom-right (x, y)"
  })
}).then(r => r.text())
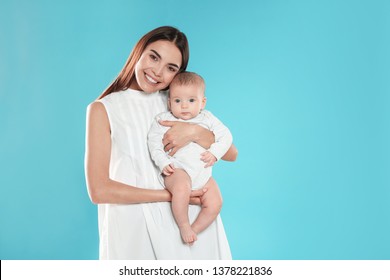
top-left (167, 98), bottom-right (171, 110)
top-left (202, 97), bottom-right (207, 109)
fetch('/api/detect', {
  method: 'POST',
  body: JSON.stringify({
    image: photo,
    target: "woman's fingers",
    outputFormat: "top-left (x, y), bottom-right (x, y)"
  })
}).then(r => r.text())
top-left (164, 143), bottom-right (173, 152)
top-left (190, 187), bottom-right (207, 197)
top-left (189, 197), bottom-right (201, 205)
top-left (168, 146), bottom-right (179, 156)
top-left (159, 120), bottom-right (175, 127)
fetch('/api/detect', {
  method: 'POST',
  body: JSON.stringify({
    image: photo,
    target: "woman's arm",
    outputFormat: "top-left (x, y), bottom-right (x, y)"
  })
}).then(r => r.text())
top-left (85, 102), bottom-right (172, 204)
top-left (159, 120), bottom-right (214, 155)
top-left (159, 120), bottom-right (238, 161)
top-left (221, 143), bottom-right (238, 161)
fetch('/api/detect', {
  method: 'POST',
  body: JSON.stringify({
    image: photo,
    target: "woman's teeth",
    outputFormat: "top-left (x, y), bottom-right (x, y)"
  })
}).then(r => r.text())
top-left (146, 74), bottom-right (158, 84)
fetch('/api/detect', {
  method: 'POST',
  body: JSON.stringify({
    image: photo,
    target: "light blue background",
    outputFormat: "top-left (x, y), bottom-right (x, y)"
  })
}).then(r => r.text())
top-left (1, 0), bottom-right (389, 260)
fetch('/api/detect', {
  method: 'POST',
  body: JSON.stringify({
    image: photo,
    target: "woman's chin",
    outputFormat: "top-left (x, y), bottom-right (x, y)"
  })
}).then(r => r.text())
top-left (143, 89), bottom-right (158, 94)
top-left (141, 83), bottom-right (164, 93)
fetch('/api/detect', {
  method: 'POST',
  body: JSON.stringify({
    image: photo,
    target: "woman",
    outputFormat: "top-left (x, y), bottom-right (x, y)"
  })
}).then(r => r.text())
top-left (85, 26), bottom-right (237, 259)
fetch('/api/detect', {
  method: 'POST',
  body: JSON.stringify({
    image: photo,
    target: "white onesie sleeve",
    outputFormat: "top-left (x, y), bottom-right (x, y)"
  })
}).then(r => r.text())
top-left (204, 111), bottom-right (233, 160)
top-left (147, 115), bottom-right (172, 172)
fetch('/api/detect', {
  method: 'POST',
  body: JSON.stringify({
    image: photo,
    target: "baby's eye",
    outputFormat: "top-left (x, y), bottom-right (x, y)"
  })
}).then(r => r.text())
top-left (189, 99), bottom-right (196, 103)
top-left (174, 99), bottom-right (181, 103)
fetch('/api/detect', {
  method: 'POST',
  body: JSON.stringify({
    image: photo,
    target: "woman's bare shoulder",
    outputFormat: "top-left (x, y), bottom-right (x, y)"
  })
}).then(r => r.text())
top-left (87, 100), bottom-right (106, 113)
top-left (86, 101), bottom-right (109, 123)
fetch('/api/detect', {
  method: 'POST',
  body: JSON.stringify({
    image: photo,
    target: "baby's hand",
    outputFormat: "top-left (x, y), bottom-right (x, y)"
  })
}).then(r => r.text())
top-left (201, 151), bottom-right (217, 168)
top-left (162, 163), bottom-right (175, 176)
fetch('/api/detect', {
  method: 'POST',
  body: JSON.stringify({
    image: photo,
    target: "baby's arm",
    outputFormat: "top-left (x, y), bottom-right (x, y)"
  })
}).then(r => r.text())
top-left (148, 116), bottom-right (173, 173)
top-left (201, 111), bottom-right (233, 166)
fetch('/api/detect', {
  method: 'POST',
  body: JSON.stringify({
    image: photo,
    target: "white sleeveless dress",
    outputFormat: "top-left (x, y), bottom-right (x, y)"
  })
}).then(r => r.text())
top-left (97, 89), bottom-right (232, 260)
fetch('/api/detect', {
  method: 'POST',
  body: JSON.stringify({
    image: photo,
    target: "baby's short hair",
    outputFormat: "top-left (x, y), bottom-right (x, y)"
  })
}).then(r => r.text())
top-left (170, 71), bottom-right (205, 92)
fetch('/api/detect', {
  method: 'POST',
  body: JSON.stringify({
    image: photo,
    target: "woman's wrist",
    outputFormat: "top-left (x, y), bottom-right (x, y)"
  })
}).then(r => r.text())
top-left (190, 123), bottom-right (200, 143)
top-left (192, 124), bottom-right (214, 148)
top-left (159, 189), bottom-right (172, 202)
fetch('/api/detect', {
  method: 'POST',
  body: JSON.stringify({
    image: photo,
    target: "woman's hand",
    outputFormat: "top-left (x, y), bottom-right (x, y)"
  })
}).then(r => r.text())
top-left (189, 187), bottom-right (207, 205)
top-left (159, 120), bottom-right (214, 156)
top-left (159, 120), bottom-right (197, 156)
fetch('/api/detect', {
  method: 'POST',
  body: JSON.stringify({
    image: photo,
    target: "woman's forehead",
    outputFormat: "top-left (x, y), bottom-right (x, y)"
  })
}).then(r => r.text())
top-left (145, 40), bottom-right (182, 65)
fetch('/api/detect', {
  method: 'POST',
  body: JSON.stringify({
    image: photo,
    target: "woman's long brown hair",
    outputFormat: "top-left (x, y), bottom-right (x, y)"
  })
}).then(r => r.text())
top-left (98, 26), bottom-right (189, 99)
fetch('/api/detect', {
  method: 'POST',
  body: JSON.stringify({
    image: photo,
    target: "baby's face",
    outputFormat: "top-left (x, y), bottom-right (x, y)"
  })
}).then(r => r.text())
top-left (169, 84), bottom-right (206, 120)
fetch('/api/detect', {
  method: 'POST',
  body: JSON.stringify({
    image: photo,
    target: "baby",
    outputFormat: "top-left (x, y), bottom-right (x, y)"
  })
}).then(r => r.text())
top-left (148, 72), bottom-right (233, 244)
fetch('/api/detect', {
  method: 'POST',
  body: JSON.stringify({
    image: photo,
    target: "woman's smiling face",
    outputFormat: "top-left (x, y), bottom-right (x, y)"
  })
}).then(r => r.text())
top-left (131, 40), bottom-right (182, 93)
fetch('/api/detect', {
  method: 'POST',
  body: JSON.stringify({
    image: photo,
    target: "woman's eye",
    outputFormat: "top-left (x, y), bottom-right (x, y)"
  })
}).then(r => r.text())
top-left (168, 66), bottom-right (177, 72)
top-left (150, 54), bottom-right (158, 61)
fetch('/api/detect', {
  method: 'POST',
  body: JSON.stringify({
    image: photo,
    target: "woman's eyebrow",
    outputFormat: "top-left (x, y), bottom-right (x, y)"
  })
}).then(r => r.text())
top-left (150, 49), bottom-right (162, 59)
top-left (151, 49), bottom-right (180, 69)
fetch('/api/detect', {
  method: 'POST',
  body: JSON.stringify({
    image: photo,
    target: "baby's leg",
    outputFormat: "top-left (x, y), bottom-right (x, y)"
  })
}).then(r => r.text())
top-left (191, 177), bottom-right (223, 234)
top-left (164, 169), bottom-right (197, 244)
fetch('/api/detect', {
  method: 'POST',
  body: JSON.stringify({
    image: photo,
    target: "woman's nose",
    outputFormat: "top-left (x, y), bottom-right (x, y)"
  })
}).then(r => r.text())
top-left (152, 64), bottom-right (163, 76)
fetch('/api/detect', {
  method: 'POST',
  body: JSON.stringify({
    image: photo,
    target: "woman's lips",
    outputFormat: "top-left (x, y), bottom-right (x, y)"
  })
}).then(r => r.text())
top-left (145, 73), bottom-right (158, 84)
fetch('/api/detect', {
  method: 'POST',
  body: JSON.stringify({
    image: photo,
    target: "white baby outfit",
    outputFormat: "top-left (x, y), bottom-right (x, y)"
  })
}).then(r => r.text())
top-left (148, 110), bottom-right (233, 189)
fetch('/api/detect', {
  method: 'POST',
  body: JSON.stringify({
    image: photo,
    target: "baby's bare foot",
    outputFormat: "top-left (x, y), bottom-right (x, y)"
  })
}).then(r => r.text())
top-left (179, 224), bottom-right (197, 245)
